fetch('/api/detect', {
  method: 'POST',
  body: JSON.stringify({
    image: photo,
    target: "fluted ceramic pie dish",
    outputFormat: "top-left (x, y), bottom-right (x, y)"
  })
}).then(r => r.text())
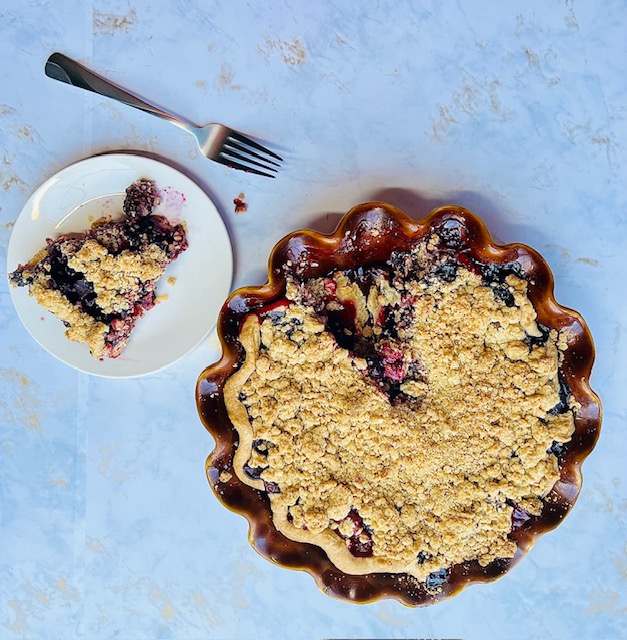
top-left (196, 203), bottom-right (601, 606)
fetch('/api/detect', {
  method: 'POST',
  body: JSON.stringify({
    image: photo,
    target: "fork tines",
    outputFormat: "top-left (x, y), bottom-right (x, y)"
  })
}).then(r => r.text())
top-left (220, 132), bottom-right (283, 178)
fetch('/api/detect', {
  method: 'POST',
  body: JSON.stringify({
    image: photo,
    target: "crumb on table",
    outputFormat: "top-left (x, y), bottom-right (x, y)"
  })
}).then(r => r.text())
top-left (233, 193), bottom-right (247, 214)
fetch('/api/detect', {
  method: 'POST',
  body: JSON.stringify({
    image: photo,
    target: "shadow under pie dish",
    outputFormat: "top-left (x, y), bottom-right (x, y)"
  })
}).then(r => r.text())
top-left (196, 203), bottom-right (601, 606)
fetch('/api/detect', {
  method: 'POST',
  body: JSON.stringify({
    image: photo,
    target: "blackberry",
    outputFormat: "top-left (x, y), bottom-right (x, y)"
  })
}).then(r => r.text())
top-left (123, 179), bottom-right (160, 217)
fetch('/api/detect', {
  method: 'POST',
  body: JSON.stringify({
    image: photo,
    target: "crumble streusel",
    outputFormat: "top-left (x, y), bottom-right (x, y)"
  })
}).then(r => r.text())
top-left (223, 231), bottom-right (576, 582)
top-left (9, 179), bottom-right (188, 359)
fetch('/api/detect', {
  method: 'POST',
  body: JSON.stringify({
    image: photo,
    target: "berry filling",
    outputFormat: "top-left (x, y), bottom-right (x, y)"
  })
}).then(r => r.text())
top-left (331, 508), bottom-right (374, 558)
top-left (548, 372), bottom-right (572, 416)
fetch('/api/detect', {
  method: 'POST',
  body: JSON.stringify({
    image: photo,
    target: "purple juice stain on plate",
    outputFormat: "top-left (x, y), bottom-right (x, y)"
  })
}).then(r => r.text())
top-left (157, 186), bottom-right (187, 219)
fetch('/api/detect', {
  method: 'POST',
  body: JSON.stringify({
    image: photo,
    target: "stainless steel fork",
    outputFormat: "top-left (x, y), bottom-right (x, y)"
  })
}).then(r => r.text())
top-left (45, 52), bottom-right (283, 178)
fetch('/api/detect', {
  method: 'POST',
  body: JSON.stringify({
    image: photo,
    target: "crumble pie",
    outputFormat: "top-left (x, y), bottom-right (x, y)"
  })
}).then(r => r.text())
top-left (9, 179), bottom-right (188, 359)
top-left (223, 230), bottom-right (577, 583)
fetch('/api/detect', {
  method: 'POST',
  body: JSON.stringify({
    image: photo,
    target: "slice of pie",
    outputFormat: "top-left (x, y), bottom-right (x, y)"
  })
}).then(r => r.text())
top-left (9, 179), bottom-right (188, 359)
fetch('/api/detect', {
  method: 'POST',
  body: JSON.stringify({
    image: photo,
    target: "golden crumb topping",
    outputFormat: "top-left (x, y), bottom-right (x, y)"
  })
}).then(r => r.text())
top-left (30, 282), bottom-right (109, 358)
top-left (224, 240), bottom-right (576, 581)
top-left (65, 240), bottom-right (167, 314)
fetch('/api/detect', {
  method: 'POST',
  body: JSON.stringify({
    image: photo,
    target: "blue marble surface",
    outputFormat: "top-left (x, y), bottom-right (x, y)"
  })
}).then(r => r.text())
top-left (1, 1), bottom-right (626, 638)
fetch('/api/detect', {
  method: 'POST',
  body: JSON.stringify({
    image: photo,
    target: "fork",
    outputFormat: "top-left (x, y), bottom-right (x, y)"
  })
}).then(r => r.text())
top-left (45, 52), bottom-right (283, 178)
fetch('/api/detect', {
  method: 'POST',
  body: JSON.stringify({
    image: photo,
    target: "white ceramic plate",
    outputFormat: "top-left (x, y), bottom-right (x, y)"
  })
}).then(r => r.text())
top-left (7, 153), bottom-right (233, 377)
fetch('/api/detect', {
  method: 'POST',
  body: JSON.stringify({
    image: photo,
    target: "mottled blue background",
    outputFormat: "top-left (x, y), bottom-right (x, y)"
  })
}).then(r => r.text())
top-left (1, 1), bottom-right (625, 638)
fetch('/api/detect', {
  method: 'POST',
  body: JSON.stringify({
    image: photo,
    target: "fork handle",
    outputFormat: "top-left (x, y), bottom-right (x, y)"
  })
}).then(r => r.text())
top-left (45, 52), bottom-right (194, 130)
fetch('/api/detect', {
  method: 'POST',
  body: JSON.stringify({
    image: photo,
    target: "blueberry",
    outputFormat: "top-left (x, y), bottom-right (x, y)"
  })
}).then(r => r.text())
top-left (382, 310), bottom-right (401, 341)
top-left (267, 308), bottom-right (287, 325)
top-left (252, 439), bottom-right (270, 455)
top-left (480, 261), bottom-right (526, 284)
top-left (435, 219), bottom-right (465, 248)
top-left (490, 283), bottom-right (515, 307)
top-left (434, 262), bottom-right (458, 283)
top-left (548, 373), bottom-right (571, 415)
top-left (510, 506), bottom-right (532, 530)
top-left (425, 568), bottom-right (449, 590)
top-left (524, 322), bottom-right (551, 348)
top-left (243, 463), bottom-right (265, 480)
top-left (547, 440), bottom-right (566, 457)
